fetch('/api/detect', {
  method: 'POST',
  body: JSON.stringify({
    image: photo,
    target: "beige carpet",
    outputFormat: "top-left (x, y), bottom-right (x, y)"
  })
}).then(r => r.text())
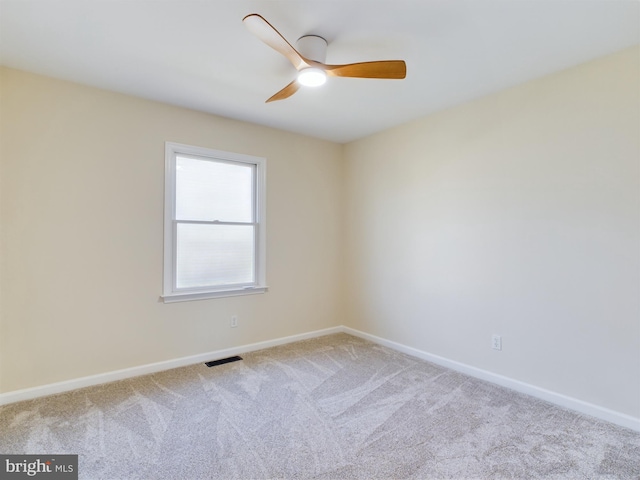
top-left (1, 333), bottom-right (639, 479)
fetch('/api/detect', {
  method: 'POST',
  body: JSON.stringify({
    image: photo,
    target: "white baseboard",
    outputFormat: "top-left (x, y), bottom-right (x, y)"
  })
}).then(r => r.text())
top-left (0, 326), bottom-right (343, 407)
top-left (1, 324), bottom-right (637, 433)
top-left (342, 326), bottom-right (640, 433)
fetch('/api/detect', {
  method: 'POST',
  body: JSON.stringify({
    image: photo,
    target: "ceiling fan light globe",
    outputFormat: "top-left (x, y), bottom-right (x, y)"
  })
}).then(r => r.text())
top-left (297, 68), bottom-right (327, 87)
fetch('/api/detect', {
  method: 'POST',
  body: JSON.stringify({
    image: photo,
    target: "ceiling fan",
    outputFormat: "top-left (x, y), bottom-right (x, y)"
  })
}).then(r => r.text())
top-left (243, 13), bottom-right (407, 103)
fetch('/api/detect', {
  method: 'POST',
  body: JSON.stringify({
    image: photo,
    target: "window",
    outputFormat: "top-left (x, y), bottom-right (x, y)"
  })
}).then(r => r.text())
top-left (163, 142), bottom-right (266, 302)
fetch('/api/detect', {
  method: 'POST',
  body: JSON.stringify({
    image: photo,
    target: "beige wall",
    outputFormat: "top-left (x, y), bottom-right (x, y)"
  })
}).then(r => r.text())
top-left (344, 46), bottom-right (640, 418)
top-left (0, 67), bottom-right (344, 392)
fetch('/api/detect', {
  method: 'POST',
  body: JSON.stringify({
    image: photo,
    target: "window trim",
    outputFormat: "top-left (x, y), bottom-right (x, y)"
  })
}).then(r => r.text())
top-left (162, 142), bottom-right (267, 303)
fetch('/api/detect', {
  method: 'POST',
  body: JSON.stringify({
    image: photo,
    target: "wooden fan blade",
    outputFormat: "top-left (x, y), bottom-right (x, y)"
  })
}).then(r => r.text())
top-left (324, 60), bottom-right (406, 79)
top-left (266, 80), bottom-right (301, 103)
top-left (243, 14), bottom-right (309, 70)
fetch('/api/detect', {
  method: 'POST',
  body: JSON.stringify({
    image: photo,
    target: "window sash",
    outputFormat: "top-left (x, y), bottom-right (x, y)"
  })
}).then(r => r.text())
top-left (172, 220), bottom-right (258, 292)
top-left (175, 154), bottom-right (256, 224)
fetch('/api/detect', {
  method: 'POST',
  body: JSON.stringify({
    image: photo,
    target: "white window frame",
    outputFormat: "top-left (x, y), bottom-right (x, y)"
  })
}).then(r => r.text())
top-left (162, 142), bottom-right (267, 303)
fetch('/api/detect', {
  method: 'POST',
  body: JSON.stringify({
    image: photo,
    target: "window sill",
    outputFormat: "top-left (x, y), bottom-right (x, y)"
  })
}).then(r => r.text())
top-left (161, 286), bottom-right (268, 303)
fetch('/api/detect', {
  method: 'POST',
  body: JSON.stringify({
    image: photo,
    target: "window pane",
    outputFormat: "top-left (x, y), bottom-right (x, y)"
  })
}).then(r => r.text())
top-left (176, 155), bottom-right (254, 222)
top-left (176, 223), bottom-right (255, 288)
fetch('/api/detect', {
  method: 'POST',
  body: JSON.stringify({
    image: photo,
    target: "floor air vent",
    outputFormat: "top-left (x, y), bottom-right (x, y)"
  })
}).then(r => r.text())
top-left (205, 355), bottom-right (243, 367)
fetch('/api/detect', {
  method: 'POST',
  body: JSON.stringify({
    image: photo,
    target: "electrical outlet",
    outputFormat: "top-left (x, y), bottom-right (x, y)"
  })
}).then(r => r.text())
top-left (230, 315), bottom-right (238, 328)
top-left (492, 334), bottom-right (502, 351)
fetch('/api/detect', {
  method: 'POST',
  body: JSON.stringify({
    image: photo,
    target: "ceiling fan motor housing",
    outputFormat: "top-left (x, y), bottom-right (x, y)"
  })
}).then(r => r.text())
top-left (297, 35), bottom-right (327, 63)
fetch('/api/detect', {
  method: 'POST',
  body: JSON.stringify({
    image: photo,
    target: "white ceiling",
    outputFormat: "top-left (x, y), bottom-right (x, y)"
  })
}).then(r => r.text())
top-left (1, 0), bottom-right (638, 144)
